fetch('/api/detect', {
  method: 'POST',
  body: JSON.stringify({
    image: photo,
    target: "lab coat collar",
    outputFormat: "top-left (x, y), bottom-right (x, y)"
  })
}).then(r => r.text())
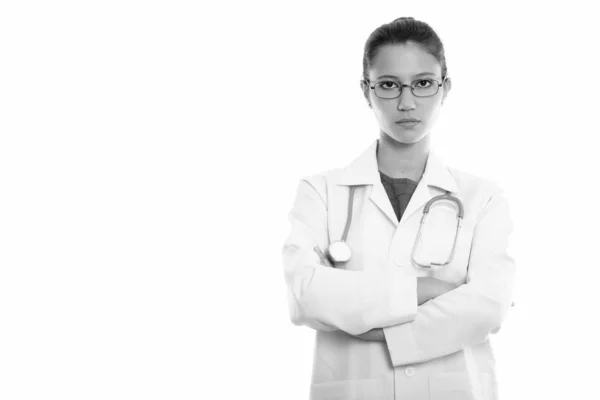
top-left (336, 139), bottom-right (459, 224)
top-left (336, 139), bottom-right (458, 193)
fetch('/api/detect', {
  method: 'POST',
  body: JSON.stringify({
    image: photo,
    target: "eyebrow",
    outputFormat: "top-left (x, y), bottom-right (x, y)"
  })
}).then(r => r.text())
top-left (376, 72), bottom-right (437, 80)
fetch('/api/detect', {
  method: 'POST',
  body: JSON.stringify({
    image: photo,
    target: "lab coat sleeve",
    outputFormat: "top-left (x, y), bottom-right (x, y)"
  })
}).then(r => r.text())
top-left (283, 177), bottom-right (418, 336)
top-left (382, 187), bottom-right (516, 367)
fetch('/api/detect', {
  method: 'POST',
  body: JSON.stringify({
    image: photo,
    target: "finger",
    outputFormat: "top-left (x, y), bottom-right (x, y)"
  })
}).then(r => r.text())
top-left (313, 246), bottom-right (326, 263)
top-left (313, 246), bottom-right (333, 267)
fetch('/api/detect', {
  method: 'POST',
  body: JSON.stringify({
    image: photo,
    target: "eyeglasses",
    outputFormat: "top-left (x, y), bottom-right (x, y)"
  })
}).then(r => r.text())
top-left (364, 77), bottom-right (446, 99)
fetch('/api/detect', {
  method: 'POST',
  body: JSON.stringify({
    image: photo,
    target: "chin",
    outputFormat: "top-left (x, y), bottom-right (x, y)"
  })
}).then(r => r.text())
top-left (385, 128), bottom-right (427, 145)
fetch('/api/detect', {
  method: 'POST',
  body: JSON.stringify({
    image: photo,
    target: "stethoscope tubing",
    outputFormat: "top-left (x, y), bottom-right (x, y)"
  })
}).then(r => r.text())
top-left (327, 186), bottom-right (464, 270)
top-left (412, 194), bottom-right (464, 270)
top-left (341, 186), bottom-right (357, 242)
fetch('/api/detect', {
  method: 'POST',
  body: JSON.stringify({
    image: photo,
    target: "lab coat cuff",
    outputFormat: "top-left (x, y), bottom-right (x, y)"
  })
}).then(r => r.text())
top-left (383, 316), bottom-right (421, 367)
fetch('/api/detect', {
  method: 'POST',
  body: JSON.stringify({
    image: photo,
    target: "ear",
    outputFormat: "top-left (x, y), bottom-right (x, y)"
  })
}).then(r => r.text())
top-left (360, 79), bottom-right (372, 107)
top-left (441, 77), bottom-right (452, 104)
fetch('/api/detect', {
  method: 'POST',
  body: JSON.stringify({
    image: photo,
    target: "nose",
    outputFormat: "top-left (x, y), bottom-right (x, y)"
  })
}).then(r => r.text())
top-left (397, 85), bottom-right (416, 111)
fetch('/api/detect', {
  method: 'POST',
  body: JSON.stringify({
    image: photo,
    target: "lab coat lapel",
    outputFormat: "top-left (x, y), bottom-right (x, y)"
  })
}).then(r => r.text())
top-left (401, 151), bottom-right (459, 223)
top-left (369, 178), bottom-right (399, 226)
top-left (336, 140), bottom-right (398, 226)
top-left (400, 178), bottom-right (433, 224)
top-left (335, 140), bottom-right (458, 226)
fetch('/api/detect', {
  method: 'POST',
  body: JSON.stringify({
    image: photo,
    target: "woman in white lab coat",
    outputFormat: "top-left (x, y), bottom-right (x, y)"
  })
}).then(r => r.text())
top-left (282, 17), bottom-right (516, 400)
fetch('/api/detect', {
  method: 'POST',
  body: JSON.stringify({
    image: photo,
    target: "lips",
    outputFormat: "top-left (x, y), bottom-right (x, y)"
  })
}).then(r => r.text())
top-left (396, 118), bottom-right (420, 123)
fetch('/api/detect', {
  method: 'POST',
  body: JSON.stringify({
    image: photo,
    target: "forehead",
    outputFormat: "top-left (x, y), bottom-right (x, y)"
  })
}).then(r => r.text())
top-left (368, 42), bottom-right (442, 80)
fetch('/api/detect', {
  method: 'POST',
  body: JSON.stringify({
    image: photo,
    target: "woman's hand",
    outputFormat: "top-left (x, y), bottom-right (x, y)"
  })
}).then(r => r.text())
top-left (314, 246), bottom-right (334, 267)
top-left (417, 277), bottom-right (458, 305)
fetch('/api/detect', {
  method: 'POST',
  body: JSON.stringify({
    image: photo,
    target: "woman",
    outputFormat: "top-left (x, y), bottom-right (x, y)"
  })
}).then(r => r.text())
top-left (282, 17), bottom-right (515, 400)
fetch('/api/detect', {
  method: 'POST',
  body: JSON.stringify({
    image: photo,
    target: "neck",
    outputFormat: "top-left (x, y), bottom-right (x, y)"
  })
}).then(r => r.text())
top-left (376, 132), bottom-right (430, 181)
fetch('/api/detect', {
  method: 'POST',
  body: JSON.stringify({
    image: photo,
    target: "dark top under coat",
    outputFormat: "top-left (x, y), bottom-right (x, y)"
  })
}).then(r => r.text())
top-left (379, 171), bottom-right (418, 222)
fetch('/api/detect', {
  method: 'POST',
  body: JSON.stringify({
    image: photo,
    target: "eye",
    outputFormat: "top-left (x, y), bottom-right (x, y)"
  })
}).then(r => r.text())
top-left (414, 79), bottom-right (433, 88)
top-left (377, 81), bottom-right (399, 90)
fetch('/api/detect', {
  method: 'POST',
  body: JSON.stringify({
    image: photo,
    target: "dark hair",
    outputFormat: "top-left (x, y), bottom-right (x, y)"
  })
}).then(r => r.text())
top-left (362, 17), bottom-right (447, 81)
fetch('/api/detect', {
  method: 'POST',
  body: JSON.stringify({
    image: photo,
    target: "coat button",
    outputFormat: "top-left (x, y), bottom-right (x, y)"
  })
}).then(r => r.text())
top-left (404, 367), bottom-right (415, 377)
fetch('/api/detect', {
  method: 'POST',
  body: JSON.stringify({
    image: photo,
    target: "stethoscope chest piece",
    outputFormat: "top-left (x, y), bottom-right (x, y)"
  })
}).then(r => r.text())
top-left (326, 241), bottom-right (352, 263)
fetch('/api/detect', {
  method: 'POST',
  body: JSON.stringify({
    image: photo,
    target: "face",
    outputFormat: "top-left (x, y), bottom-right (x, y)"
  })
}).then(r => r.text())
top-left (361, 42), bottom-right (451, 144)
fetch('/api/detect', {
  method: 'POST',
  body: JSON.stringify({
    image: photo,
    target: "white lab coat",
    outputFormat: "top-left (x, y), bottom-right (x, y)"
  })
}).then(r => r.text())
top-left (282, 139), bottom-right (516, 400)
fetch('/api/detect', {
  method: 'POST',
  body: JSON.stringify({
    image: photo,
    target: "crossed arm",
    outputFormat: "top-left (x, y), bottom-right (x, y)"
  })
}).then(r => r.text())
top-left (354, 280), bottom-right (456, 342)
top-left (283, 178), bottom-right (516, 366)
top-left (312, 246), bottom-right (456, 342)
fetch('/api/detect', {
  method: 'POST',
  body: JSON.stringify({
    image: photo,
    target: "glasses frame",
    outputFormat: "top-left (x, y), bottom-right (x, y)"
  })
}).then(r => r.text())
top-left (363, 76), bottom-right (447, 99)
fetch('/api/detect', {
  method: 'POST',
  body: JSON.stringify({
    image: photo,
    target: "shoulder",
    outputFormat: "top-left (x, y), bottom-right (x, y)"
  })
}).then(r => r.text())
top-left (297, 167), bottom-right (344, 201)
top-left (447, 165), bottom-right (507, 212)
top-left (301, 167), bottom-right (344, 186)
top-left (449, 166), bottom-right (502, 194)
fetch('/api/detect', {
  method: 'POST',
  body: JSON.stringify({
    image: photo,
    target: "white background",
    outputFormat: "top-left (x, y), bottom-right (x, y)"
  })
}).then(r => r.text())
top-left (1, 1), bottom-right (599, 399)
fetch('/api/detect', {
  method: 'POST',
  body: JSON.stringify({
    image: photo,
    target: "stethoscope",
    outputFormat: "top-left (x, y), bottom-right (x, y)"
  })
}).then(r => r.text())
top-left (325, 185), bottom-right (464, 270)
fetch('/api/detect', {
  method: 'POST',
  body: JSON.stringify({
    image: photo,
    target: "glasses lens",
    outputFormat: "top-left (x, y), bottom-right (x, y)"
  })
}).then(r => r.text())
top-left (412, 80), bottom-right (439, 97)
top-left (374, 82), bottom-right (401, 99)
